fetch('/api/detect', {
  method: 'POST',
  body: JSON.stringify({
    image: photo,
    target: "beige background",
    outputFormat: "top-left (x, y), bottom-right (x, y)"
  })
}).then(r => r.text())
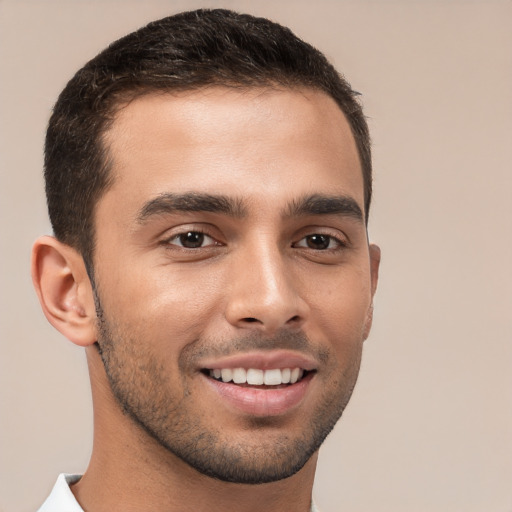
top-left (1, 1), bottom-right (511, 511)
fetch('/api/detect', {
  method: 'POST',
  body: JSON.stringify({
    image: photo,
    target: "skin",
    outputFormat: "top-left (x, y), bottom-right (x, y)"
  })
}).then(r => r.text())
top-left (32, 86), bottom-right (380, 512)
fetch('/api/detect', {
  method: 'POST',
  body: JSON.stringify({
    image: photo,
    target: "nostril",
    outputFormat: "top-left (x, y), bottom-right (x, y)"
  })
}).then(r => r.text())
top-left (242, 317), bottom-right (259, 323)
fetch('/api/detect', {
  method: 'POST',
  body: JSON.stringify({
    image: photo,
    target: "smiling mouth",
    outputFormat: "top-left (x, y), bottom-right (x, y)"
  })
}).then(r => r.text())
top-left (204, 367), bottom-right (312, 387)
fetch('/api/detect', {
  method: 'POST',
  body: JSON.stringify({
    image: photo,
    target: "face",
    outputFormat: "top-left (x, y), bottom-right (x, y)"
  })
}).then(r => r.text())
top-left (92, 87), bottom-right (379, 483)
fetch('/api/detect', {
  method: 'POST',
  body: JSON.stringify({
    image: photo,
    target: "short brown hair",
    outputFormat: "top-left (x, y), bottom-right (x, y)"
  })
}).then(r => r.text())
top-left (45, 8), bottom-right (372, 274)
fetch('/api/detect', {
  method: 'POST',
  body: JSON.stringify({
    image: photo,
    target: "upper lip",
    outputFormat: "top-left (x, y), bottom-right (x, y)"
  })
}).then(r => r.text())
top-left (198, 350), bottom-right (318, 371)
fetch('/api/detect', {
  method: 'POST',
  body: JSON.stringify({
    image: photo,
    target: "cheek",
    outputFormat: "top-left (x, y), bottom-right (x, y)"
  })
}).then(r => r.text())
top-left (96, 260), bottom-right (226, 345)
top-left (305, 268), bottom-right (372, 349)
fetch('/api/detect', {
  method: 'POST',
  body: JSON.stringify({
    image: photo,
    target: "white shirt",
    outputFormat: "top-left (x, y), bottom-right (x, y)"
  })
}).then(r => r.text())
top-left (37, 474), bottom-right (83, 512)
top-left (37, 474), bottom-right (320, 511)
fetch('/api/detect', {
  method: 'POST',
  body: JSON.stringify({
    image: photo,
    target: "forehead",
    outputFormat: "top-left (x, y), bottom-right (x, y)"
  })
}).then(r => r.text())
top-left (101, 86), bottom-right (364, 216)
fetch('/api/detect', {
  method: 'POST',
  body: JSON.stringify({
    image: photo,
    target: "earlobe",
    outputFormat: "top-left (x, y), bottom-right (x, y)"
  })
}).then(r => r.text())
top-left (369, 243), bottom-right (381, 297)
top-left (363, 243), bottom-right (381, 340)
top-left (31, 236), bottom-right (98, 347)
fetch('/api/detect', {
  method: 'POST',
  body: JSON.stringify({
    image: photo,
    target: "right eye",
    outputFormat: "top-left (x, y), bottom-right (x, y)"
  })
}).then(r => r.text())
top-left (294, 234), bottom-right (338, 250)
top-left (166, 231), bottom-right (218, 249)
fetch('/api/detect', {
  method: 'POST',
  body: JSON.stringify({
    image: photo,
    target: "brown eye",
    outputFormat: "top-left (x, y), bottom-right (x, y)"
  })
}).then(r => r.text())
top-left (294, 234), bottom-right (345, 251)
top-left (179, 232), bottom-right (205, 248)
top-left (167, 231), bottom-right (216, 248)
top-left (305, 234), bottom-right (330, 250)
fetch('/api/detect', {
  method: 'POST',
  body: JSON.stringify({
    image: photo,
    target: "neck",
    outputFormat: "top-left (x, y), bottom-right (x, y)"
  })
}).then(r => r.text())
top-left (73, 348), bottom-right (317, 512)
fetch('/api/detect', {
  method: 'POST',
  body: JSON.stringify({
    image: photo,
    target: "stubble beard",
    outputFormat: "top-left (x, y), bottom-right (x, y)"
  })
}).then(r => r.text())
top-left (93, 291), bottom-right (362, 485)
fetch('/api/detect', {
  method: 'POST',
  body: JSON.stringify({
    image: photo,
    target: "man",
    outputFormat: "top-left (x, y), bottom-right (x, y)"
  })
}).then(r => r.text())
top-left (32, 8), bottom-right (380, 512)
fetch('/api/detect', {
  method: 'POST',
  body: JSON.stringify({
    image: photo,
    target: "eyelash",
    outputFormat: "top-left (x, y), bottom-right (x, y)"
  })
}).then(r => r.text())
top-left (162, 229), bottom-right (220, 249)
top-left (293, 233), bottom-right (347, 251)
top-left (161, 229), bottom-right (347, 252)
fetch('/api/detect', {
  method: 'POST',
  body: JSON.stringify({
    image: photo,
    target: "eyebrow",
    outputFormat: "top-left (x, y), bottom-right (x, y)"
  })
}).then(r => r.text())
top-left (285, 194), bottom-right (364, 222)
top-left (137, 191), bottom-right (363, 225)
top-left (137, 192), bottom-right (247, 223)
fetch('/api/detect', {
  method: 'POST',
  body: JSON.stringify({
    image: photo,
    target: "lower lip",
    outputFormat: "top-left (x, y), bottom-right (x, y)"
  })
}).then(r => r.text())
top-left (203, 372), bottom-right (314, 417)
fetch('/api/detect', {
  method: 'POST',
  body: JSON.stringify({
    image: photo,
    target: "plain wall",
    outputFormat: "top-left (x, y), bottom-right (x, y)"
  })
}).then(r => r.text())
top-left (1, 1), bottom-right (511, 511)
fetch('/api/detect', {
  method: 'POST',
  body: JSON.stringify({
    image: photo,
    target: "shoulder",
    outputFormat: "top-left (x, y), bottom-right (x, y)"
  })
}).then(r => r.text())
top-left (36, 474), bottom-right (83, 512)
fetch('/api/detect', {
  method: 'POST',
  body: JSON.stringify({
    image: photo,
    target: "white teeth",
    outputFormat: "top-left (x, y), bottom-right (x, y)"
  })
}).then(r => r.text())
top-left (221, 369), bottom-right (233, 382)
top-left (290, 368), bottom-right (300, 384)
top-left (264, 368), bottom-right (282, 385)
top-left (232, 368), bottom-right (247, 384)
top-left (209, 367), bottom-right (306, 386)
top-left (247, 369), bottom-right (264, 385)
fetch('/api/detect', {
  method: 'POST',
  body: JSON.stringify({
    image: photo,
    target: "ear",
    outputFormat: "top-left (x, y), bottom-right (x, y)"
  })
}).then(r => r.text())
top-left (363, 243), bottom-right (381, 340)
top-left (31, 235), bottom-right (98, 346)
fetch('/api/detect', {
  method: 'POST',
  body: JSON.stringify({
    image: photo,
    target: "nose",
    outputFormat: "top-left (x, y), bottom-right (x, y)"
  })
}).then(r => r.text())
top-left (224, 242), bottom-right (309, 334)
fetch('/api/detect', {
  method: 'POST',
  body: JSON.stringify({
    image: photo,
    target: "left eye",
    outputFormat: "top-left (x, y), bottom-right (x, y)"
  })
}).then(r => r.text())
top-left (167, 231), bottom-right (217, 249)
top-left (294, 234), bottom-right (340, 250)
